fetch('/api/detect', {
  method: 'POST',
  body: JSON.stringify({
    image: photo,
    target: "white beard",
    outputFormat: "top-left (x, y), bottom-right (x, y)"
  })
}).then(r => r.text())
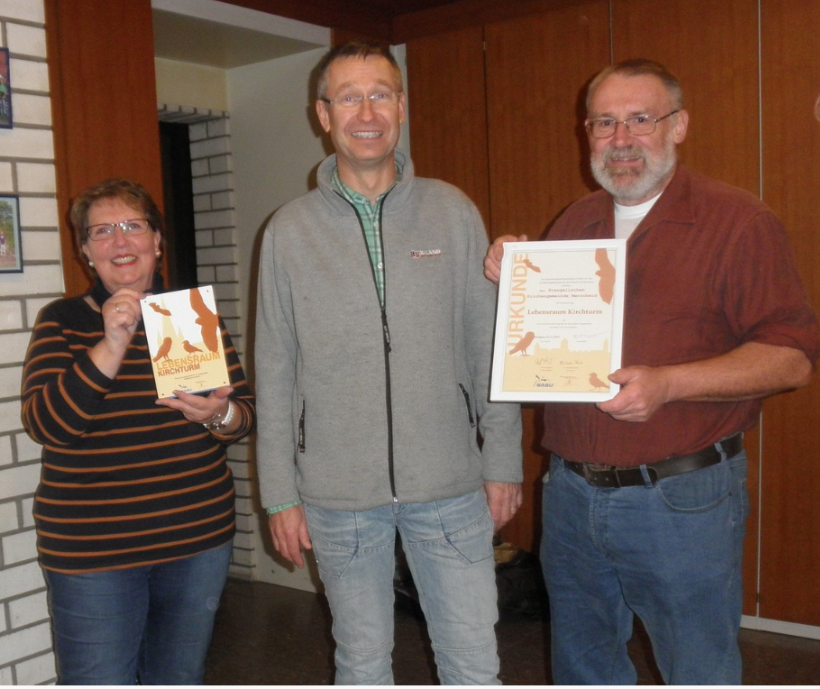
top-left (591, 132), bottom-right (677, 204)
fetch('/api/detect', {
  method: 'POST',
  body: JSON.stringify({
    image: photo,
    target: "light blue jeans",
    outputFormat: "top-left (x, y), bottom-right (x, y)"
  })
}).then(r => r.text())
top-left (44, 541), bottom-right (232, 685)
top-left (305, 489), bottom-right (500, 685)
top-left (541, 449), bottom-right (749, 685)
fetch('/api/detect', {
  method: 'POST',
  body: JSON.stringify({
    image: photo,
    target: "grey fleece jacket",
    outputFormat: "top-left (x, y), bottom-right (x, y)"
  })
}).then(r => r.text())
top-left (255, 151), bottom-right (522, 511)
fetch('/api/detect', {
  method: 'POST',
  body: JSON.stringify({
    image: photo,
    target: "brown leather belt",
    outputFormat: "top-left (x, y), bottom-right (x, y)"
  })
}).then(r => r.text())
top-left (562, 433), bottom-right (743, 488)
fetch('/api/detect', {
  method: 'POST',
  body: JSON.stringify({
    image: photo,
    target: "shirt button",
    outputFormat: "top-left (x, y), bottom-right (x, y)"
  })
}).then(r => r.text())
top-left (377, 262), bottom-right (384, 270)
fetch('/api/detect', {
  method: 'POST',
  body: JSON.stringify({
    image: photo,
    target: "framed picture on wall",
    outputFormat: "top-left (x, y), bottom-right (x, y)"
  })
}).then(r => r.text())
top-left (0, 48), bottom-right (11, 129)
top-left (0, 195), bottom-right (22, 273)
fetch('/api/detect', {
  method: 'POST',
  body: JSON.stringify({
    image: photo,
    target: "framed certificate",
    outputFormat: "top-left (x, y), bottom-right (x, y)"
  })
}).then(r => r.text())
top-left (490, 239), bottom-right (626, 402)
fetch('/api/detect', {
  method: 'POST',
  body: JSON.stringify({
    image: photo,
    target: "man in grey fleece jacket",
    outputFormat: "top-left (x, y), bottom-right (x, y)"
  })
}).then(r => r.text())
top-left (255, 41), bottom-right (523, 684)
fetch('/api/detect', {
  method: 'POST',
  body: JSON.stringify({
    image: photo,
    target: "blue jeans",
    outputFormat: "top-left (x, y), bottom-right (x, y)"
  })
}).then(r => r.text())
top-left (44, 541), bottom-right (232, 685)
top-left (305, 490), bottom-right (500, 685)
top-left (541, 449), bottom-right (749, 685)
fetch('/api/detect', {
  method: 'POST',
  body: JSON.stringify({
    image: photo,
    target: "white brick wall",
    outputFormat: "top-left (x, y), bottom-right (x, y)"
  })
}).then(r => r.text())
top-left (0, 501), bottom-right (17, 532)
top-left (9, 590), bottom-right (47, 628)
top-left (0, 622), bottom-right (52, 667)
top-left (0, 161), bottom-right (12, 188)
top-left (0, 0), bottom-right (60, 682)
top-left (3, 528), bottom-right (36, 565)
top-left (14, 162), bottom-right (56, 192)
top-left (0, 331), bottom-right (31, 364)
top-left (0, 300), bottom-right (23, 329)
top-left (15, 651), bottom-right (56, 685)
top-left (0, 435), bottom-right (12, 466)
top-left (6, 24), bottom-right (47, 58)
top-left (0, 366), bottom-right (22, 397)
top-left (0, 562), bottom-right (44, 605)
top-left (0, 0), bottom-right (45, 22)
top-left (0, 462), bottom-right (39, 505)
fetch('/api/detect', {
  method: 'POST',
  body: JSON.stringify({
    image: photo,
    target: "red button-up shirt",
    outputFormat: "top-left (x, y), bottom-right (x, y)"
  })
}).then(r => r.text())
top-left (541, 165), bottom-right (818, 466)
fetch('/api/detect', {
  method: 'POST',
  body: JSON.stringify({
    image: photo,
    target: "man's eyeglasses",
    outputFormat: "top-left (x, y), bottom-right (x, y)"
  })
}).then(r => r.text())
top-left (585, 110), bottom-right (679, 139)
top-left (86, 219), bottom-right (151, 241)
top-left (321, 91), bottom-right (402, 109)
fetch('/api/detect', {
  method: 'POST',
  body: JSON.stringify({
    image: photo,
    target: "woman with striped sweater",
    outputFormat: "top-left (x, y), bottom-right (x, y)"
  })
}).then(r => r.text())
top-left (21, 179), bottom-right (255, 684)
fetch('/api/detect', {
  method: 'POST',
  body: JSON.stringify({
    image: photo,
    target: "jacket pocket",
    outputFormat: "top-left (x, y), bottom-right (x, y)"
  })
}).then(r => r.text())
top-left (459, 383), bottom-right (476, 428)
top-left (298, 400), bottom-right (306, 453)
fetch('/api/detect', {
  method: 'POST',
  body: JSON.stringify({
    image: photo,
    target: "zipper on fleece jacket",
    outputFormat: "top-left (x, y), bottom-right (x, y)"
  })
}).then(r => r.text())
top-left (337, 192), bottom-right (397, 502)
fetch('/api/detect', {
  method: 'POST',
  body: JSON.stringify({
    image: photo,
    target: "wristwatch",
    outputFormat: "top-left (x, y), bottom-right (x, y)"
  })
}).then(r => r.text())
top-left (203, 401), bottom-right (235, 431)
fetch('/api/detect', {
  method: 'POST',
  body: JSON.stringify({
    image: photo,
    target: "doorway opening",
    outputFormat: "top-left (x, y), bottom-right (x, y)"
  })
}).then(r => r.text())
top-left (159, 121), bottom-right (198, 290)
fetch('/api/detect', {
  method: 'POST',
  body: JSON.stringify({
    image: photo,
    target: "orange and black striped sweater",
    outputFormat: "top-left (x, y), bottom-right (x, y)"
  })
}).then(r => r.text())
top-left (21, 293), bottom-right (255, 574)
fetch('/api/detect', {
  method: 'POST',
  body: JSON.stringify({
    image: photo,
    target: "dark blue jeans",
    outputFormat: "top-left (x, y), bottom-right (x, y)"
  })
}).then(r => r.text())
top-left (44, 541), bottom-right (232, 685)
top-left (542, 450), bottom-right (749, 685)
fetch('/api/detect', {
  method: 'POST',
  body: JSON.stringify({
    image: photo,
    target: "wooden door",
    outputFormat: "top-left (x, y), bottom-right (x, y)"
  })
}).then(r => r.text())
top-left (46, 0), bottom-right (164, 297)
top-left (758, 0), bottom-right (820, 627)
top-left (611, 0), bottom-right (762, 617)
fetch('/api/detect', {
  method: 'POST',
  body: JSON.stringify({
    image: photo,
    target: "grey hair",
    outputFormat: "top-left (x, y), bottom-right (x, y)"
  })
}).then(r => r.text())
top-left (586, 58), bottom-right (684, 113)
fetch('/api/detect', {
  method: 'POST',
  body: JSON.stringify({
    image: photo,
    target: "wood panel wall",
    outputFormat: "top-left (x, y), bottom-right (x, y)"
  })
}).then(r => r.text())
top-left (45, 0), bottom-right (164, 297)
top-left (406, 25), bottom-right (491, 225)
top-left (758, 0), bottom-right (820, 625)
top-left (611, 0), bottom-right (760, 193)
top-left (484, 2), bottom-right (610, 239)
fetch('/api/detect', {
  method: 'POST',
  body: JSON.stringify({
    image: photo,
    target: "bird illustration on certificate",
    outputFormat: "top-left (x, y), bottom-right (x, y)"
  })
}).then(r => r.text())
top-left (140, 285), bottom-right (231, 399)
top-left (490, 239), bottom-right (626, 402)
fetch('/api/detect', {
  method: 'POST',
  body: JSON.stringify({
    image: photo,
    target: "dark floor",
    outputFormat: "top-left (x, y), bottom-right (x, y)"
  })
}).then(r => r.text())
top-left (205, 577), bottom-right (820, 685)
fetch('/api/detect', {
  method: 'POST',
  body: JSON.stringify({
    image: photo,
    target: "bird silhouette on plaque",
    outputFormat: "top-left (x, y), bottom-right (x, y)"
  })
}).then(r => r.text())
top-left (190, 288), bottom-right (220, 353)
top-left (589, 372), bottom-right (609, 391)
top-left (509, 331), bottom-right (535, 356)
top-left (152, 337), bottom-right (173, 363)
top-left (147, 302), bottom-right (172, 317)
top-left (594, 248), bottom-right (616, 305)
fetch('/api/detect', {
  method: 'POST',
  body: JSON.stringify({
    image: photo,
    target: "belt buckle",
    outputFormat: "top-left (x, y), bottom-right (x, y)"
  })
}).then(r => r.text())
top-left (583, 463), bottom-right (615, 487)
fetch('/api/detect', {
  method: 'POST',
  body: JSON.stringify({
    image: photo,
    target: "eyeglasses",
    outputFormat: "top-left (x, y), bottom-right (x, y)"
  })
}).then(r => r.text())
top-left (86, 218), bottom-right (151, 241)
top-left (321, 91), bottom-right (402, 109)
top-left (585, 110), bottom-right (679, 139)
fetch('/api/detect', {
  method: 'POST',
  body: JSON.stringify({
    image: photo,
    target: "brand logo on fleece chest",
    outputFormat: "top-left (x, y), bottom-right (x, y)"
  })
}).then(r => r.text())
top-left (409, 249), bottom-right (442, 258)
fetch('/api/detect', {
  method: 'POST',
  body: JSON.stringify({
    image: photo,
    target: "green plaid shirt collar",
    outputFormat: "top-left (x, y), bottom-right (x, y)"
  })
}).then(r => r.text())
top-left (332, 160), bottom-right (403, 306)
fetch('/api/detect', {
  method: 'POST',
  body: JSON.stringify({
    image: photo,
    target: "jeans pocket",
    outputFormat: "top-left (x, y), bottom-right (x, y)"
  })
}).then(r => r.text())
top-left (545, 453), bottom-right (565, 485)
top-left (655, 460), bottom-right (732, 513)
top-left (442, 501), bottom-right (494, 565)
top-left (310, 536), bottom-right (358, 578)
top-left (304, 504), bottom-right (359, 578)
